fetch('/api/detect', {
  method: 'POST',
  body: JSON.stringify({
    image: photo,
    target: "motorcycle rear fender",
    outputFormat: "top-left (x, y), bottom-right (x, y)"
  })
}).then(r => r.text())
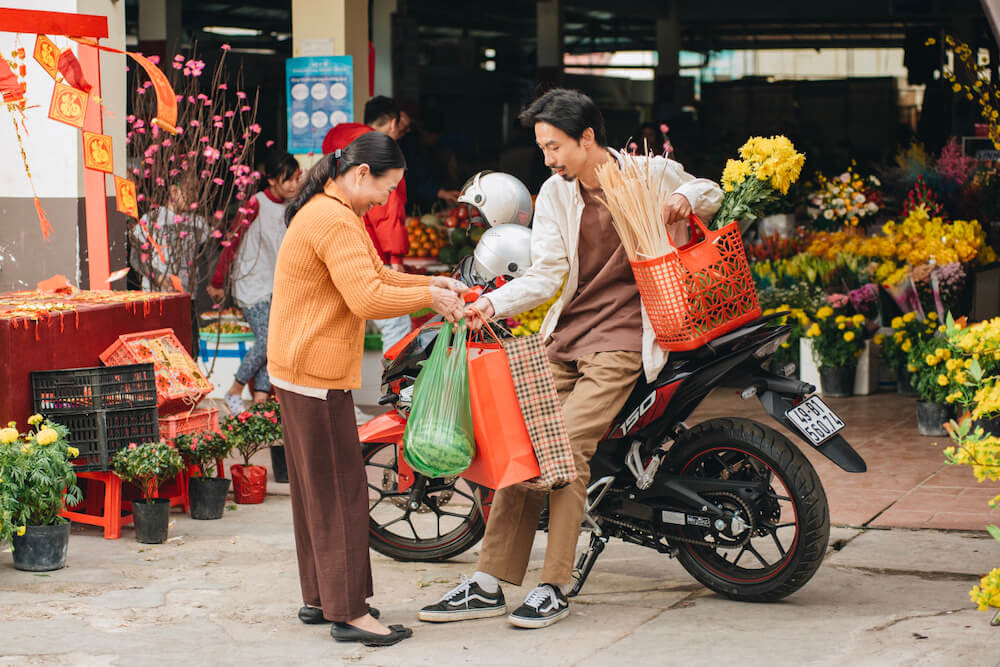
top-left (757, 389), bottom-right (867, 473)
top-left (358, 412), bottom-right (416, 491)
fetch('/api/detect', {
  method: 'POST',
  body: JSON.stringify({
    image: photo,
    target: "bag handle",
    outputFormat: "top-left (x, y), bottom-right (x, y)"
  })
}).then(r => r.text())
top-left (672, 213), bottom-right (724, 273)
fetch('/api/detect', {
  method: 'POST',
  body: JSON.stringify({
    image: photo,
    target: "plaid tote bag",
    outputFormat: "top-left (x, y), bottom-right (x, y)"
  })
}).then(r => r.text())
top-left (500, 334), bottom-right (576, 490)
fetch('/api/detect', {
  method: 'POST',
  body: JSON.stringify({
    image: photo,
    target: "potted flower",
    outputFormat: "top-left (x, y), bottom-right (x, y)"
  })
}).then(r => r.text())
top-left (946, 314), bottom-right (1000, 436)
top-left (222, 400), bottom-right (282, 504)
top-left (111, 441), bottom-right (184, 544)
top-left (879, 311), bottom-right (938, 395)
top-left (247, 400), bottom-right (288, 484)
top-left (0, 416), bottom-right (82, 571)
top-left (906, 336), bottom-right (963, 436)
top-left (175, 430), bottom-right (232, 520)
top-left (804, 307), bottom-right (867, 397)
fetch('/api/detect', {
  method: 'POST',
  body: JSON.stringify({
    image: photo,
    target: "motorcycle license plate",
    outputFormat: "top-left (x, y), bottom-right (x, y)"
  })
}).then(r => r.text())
top-left (785, 396), bottom-right (845, 446)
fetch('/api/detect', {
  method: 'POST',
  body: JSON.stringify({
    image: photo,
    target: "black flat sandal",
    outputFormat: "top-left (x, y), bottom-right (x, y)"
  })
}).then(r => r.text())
top-left (330, 623), bottom-right (413, 647)
top-left (298, 605), bottom-right (380, 624)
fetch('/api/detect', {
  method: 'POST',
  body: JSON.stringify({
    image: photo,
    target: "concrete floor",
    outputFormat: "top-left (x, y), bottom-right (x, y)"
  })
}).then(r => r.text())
top-left (1, 499), bottom-right (997, 666)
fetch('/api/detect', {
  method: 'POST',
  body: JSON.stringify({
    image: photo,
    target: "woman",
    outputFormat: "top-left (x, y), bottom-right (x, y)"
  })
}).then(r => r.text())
top-left (268, 132), bottom-right (466, 647)
top-left (207, 151), bottom-right (302, 414)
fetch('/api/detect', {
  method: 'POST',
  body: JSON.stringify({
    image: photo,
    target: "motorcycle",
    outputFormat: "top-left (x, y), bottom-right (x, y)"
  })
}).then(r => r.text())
top-left (359, 265), bottom-right (866, 602)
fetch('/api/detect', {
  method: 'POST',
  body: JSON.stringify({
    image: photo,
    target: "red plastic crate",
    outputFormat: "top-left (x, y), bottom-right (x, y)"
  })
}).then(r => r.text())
top-left (159, 406), bottom-right (220, 442)
top-left (100, 328), bottom-right (213, 413)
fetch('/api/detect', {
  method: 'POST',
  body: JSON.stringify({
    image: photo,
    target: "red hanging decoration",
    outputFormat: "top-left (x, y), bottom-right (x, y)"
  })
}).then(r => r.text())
top-left (34, 197), bottom-right (54, 240)
top-left (57, 47), bottom-right (91, 92)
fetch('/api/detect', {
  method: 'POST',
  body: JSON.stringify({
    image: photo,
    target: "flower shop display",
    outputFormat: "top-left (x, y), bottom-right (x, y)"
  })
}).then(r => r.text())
top-left (175, 430), bottom-right (232, 520)
top-left (222, 399), bottom-right (282, 504)
top-left (806, 165), bottom-right (882, 231)
top-left (711, 135), bottom-right (805, 232)
top-left (111, 440), bottom-right (185, 544)
top-left (0, 416), bottom-right (81, 571)
top-left (804, 307), bottom-right (867, 397)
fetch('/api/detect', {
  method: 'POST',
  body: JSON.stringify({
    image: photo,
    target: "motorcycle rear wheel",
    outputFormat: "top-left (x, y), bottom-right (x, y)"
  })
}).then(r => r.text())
top-left (364, 442), bottom-right (490, 562)
top-left (667, 418), bottom-right (830, 602)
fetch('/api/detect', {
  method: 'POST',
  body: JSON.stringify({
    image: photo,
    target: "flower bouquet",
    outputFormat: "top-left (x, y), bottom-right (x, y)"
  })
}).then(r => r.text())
top-left (806, 165), bottom-right (882, 231)
top-left (712, 135), bottom-right (806, 232)
top-left (0, 416), bottom-right (81, 570)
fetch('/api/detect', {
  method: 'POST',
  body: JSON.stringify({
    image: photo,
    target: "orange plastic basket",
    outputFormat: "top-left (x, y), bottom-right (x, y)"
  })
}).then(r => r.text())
top-left (630, 215), bottom-right (761, 352)
top-left (159, 406), bottom-right (220, 442)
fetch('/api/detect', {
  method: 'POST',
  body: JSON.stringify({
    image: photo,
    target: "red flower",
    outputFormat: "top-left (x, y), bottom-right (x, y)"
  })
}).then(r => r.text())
top-left (128, 443), bottom-right (137, 450)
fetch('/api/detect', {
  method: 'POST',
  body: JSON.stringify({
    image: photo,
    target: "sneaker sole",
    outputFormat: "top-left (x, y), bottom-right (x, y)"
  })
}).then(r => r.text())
top-left (508, 607), bottom-right (570, 629)
top-left (417, 606), bottom-right (508, 623)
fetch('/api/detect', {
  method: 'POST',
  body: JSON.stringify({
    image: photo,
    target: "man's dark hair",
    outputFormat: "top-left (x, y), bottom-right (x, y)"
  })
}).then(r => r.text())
top-left (519, 88), bottom-right (606, 146)
top-left (364, 95), bottom-right (400, 127)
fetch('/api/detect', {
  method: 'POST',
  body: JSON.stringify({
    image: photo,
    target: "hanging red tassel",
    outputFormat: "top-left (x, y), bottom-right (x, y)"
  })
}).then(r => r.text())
top-left (34, 196), bottom-right (54, 240)
top-left (57, 48), bottom-right (92, 93)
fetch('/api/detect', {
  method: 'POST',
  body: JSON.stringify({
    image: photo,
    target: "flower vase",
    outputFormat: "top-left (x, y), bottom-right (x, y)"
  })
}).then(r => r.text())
top-left (916, 402), bottom-right (952, 437)
top-left (819, 367), bottom-right (855, 398)
top-left (896, 367), bottom-right (919, 397)
top-left (231, 463), bottom-right (267, 504)
top-left (11, 524), bottom-right (70, 572)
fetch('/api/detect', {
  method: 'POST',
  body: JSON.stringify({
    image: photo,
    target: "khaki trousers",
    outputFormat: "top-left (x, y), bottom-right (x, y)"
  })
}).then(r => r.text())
top-left (477, 350), bottom-right (643, 586)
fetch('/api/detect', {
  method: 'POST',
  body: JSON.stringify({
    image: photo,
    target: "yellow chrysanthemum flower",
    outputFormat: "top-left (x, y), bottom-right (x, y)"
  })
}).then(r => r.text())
top-left (67, 446), bottom-right (80, 458)
top-left (35, 428), bottom-right (59, 446)
top-left (0, 427), bottom-right (18, 444)
top-left (937, 374), bottom-right (949, 386)
top-left (806, 323), bottom-right (821, 338)
top-left (903, 312), bottom-right (916, 323)
top-left (816, 306), bottom-right (834, 320)
top-left (925, 354), bottom-right (939, 366)
top-left (902, 340), bottom-right (913, 352)
top-left (843, 331), bottom-right (855, 342)
top-left (27, 414), bottom-right (43, 426)
top-left (16, 526), bottom-right (26, 536)
top-left (873, 334), bottom-right (885, 345)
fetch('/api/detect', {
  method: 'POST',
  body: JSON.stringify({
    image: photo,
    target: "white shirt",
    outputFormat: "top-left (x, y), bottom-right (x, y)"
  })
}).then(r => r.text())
top-left (486, 150), bottom-right (723, 383)
top-left (231, 191), bottom-right (288, 309)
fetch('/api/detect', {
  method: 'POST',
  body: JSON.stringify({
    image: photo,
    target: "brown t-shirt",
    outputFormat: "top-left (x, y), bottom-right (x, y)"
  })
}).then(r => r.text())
top-left (547, 182), bottom-right (643, 362)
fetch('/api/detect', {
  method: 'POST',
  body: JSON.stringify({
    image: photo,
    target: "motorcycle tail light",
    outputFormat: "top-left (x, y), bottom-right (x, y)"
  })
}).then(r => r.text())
top-left (753, 332), bottom-right (790, 359)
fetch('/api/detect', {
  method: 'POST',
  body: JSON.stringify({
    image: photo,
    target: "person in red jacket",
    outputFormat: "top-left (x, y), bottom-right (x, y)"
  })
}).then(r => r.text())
top-left (323, 96), bottom-right (413, 425)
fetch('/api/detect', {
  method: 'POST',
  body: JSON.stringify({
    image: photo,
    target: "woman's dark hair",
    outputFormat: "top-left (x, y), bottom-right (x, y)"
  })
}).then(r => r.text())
top-left (519, 88), bottom-right (607, 146)
top-left (261, 150), bottom-right (300, 186)
top-left (285, 131), bottom-right (406, 225)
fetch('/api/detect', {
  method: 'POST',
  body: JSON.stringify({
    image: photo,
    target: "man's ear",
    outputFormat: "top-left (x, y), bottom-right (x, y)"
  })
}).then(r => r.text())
top-left (580, 127), bottom-right (595, 148)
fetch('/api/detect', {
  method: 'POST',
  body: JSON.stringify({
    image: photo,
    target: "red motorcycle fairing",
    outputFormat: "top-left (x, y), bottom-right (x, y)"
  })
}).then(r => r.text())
top-left (604, 379), bottom-right (682, 440)
top-left (358, 411), bottom-right (416, 492)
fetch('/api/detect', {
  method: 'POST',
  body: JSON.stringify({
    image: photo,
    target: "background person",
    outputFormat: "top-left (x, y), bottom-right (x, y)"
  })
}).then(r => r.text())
top-left (268, 132), bottom-right (466, 647)
top-left (207, 151), bottom-right (301, 414)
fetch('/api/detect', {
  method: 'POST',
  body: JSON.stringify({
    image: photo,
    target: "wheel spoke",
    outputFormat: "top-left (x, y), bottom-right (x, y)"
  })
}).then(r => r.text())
top-left (405, 516), bottom-right (419, 540)
top-left (732, 546), bottom-right (748, 566)
top-left (769, 529), bottom-right (787, 557)
top-left (746, 543), bottom-right (770, 568)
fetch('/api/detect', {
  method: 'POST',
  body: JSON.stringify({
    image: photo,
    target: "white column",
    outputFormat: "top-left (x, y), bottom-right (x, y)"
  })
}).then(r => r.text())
top-left (372, 0), bottom-right (397, 97)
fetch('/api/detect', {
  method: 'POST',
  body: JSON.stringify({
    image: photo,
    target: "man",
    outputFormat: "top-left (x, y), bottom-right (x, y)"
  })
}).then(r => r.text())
top-left (323, 96), bottom-right (413, 424)
top-left (418, 89), bottom-right (722, 628)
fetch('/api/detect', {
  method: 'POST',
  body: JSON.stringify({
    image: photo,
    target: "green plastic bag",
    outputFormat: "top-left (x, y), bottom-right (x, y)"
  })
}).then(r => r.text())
top-left (402, 320), bottom-right (476, 477)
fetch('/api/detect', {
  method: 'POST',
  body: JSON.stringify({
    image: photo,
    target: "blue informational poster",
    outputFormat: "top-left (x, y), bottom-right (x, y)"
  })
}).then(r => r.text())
top-left (285, 56), bottom-right (354, 154)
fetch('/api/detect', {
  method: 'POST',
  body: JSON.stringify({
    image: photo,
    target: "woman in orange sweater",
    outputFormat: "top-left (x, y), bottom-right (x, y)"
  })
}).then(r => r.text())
top-left (268, 132), bottom-right (466, 647)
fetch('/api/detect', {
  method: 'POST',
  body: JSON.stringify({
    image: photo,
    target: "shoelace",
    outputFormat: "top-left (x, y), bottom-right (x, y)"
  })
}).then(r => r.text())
top-left (523, 585), bottom-right (557, 610)
top-left (440, 575), bottom-right (475, 602)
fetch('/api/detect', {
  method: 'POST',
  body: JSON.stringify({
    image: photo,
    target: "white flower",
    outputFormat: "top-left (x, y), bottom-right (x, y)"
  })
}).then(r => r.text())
top-left (866, 202), bottom-right (878, 213)
top-left (836, 208), bottom-right (847, 217)
top-left (832, 198), bottom-right (845, 207)
top-left (869, 175), bottom-right (881, 186)
top-left (853, 193), bottom-right (866, 203)
top-left (839, 173), bottom-right (851, 183)
top-left (823, 209), bottom-right (835, 219)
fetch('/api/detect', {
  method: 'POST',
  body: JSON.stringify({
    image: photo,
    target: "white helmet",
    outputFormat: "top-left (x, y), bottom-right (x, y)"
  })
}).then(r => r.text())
top-left (458, 171), bottom-right (533, 227)
top-left (473, 225), bottom-right (532, 280)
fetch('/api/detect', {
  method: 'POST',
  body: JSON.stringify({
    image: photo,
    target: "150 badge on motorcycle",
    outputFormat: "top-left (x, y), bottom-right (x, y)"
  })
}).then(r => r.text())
top-left (785, 396), bottom-right (846, 446)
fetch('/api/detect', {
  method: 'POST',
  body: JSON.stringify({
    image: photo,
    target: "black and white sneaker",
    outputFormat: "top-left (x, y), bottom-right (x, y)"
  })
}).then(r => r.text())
top-left (508, 584), bottom-right (569, 629)
top-left (418, 576), bottom-right (507, 622)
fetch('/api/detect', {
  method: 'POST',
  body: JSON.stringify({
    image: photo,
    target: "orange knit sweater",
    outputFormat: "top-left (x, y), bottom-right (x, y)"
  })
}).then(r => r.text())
top-left (268, 180), bottom-right (433, 390)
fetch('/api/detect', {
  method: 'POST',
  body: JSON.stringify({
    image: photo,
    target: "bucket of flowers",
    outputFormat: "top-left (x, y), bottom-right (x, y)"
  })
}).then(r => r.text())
top-left (222, 399), bottom-right (282, 504)
top-left (804, 307), bottom-right (867, 397)
top-left (878, 311), bottom-right (938, 395)
top-left (0, 416), bottom-right (81, 571)
top-left (175, 430), bottom-right (232, 519)
top-left (905, 333), bottom-right (964, 437)
top-left (111, 441), bottom-right (185, 544)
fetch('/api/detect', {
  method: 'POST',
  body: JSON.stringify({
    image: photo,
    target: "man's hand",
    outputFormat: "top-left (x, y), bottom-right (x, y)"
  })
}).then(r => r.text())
top-left (206, 285), bottom-right (224, 302)
top-left (430, 276), bottom-right (469, 294)
top-left (465, 297), bottom-right (495, 330)
top-left (662, 193), bottom-right (693, 246)
top-left (437, 189), bottom-right (460, 206)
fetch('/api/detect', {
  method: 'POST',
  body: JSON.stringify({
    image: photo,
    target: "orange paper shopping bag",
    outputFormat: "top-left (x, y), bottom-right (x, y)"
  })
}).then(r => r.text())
top-left (463, 341), bottom-right (540, 489)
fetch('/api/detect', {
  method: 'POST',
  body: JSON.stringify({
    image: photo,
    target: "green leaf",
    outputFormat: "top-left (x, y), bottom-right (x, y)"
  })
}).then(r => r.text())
top-left (987, 524), bottom-right (1000, 542)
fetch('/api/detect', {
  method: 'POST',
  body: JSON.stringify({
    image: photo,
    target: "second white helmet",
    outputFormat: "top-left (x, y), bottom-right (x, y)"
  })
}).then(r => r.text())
top-left (458, 171), bottom-right (533, 227)
top-left (473, 225), bottom-right (532, 280)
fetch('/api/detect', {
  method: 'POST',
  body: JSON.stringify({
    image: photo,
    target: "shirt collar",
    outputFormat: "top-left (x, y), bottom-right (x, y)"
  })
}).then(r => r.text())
top-left (262, 187), bottom-right (284, 204)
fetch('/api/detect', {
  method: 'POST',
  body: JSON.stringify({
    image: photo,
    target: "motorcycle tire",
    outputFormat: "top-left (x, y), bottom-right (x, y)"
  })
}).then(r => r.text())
top-left (364, 442), bottom-right (489, 562)
top-left (666, 417), bottom-right (830, 602)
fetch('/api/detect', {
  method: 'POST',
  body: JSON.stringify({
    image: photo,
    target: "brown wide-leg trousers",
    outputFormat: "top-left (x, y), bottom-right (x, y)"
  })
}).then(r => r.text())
top-left (478, 350), bottom-right (643, 587)
top-left (276, 387), bottom-right (372, 622)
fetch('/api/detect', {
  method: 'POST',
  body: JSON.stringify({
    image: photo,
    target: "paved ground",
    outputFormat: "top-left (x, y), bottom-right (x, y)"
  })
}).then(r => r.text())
top-left (1, 499), bottom-right (997, 666)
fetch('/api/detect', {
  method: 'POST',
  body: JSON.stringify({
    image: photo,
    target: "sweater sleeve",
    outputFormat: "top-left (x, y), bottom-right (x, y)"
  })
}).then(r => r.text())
top-left (378, 264), bottom-right (433, 288)
top-left (316, 217), bottom-right (433, 320)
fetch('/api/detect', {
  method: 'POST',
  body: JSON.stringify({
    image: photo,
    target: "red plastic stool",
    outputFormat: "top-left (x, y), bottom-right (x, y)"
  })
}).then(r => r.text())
top-left (61, 471), bottom-right (134, 539)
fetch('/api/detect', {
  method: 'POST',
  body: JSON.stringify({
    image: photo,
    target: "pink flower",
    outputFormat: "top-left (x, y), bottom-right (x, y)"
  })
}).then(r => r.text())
top-left (240, 106), bottom-right (251, 112)
top-left (214, 210), bottom-right (225, 220)
top-left (249, 124), bottom-right (261, 134)
top-left (224, 110), bottom-right (234, 118)
top-left (190, 119), bottom-right (200, 127)
top-left (659, 123), bottom-right (670, 133)
top-left (140, 253), bottom-right (149, 262)
top-left (221, 44), bottom-right (231, 51)
top-left (211, 229), bottom-right (223, 238)
top-left (172, 62), bottom-right (182, 70)
top-left (148, 55), bottom-right (160, 65)
top-left (128, 443), bottom-right (137, 450)
top-left (265, 140), bottom-right (274, 148)
top-left (236, 91), bottom-right (247, 100)
top-left (190, 443), bottom-right (197, 451)
top-left (221, 241), bottom-right (231, 247)
top-left (174, 55), bottom-right (185, 62)
top-left (218, 83), bottom-right (228, 90)
top-left (213, 177), bottom-right (225, 185)
top-left (190, 202), bottom-right (199, 210)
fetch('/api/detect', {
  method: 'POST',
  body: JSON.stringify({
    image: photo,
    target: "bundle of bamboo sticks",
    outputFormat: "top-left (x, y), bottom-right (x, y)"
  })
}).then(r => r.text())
top-left (596, 151), bottom-right (675, 260)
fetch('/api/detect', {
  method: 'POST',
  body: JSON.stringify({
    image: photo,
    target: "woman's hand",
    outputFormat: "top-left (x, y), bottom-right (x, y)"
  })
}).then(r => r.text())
top-left (430, 286), bottom-right (465, 323)
top-left (429, 276), bottom-right (469, 294)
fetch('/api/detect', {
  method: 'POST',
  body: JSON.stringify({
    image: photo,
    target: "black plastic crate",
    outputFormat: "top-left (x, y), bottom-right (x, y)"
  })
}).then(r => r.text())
top-left (54, 406), bottom-right (159, 472)
top-left (31, 364), bottom-right (157, 413)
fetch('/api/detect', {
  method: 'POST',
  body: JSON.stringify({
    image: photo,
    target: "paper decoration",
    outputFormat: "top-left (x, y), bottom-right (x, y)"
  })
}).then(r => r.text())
top-left (48, 81), bottom-right (88, 128)
top-left (82, 131), bottom-right (113, 173)
top-left (0, 58), bottom-right (25, 103)
top-left (169, 274), bottom-right (184, 292)
top-left (106, 267), bottom-right (130, 283)
top-left (114, 175), bottom-right (138, 218)
top-left (57, 47), bottom-right (91, 92)
top-left (33, 35), bottom-right (59, 79)
top-left (37, 274), bottom-right (75, 294)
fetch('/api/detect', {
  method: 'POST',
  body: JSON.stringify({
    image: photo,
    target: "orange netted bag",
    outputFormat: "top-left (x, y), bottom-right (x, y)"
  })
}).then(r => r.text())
top-left (630, 215), bottom-right (761, 352)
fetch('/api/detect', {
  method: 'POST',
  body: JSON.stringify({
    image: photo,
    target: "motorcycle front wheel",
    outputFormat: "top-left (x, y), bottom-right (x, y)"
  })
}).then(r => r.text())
top-left (666, 418), bottom-right (830, 602)
top-left (363, 442), bottom-right (492, 562)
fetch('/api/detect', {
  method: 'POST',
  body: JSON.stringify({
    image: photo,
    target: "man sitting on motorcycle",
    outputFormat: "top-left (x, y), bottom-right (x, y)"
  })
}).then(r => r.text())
top-left (419, 88), bottom-right (722, 629)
